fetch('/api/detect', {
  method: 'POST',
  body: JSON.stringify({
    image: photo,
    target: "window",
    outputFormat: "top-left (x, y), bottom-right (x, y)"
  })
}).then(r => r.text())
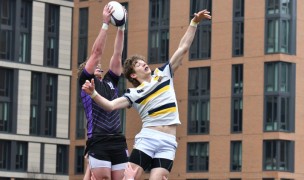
top-left (233, 0), bottom-right (244, 56)
top-left (76, 87), bottom-right (86, 139)
top-left (189, 0), bottom-right (212, 60)
top-left (118, 77), bottom-right (126, 134)
top-left (148, 0), bottom-right (170, 63)
top-left (15, 142), bottom-right (27, 171)
top-left (30, 72), bottom-right (57, 137)
top-left (19, 0), bottom-right (32, 63)
top-left (265, 0), bottom-right (296, 54)
top-left (0, 140), bottom-right (10, 170)
top-left (188, 67), bottom-right (210, 134)
top-left (264, 62), bottom-right (295, 132)
top-left (231, 141), bottom-right (242, 171)
top-left (0, 140), bottom-right (27, 171)
top-left (187, 142), bottom-right (209, 172)
top-left (0, 68), bottom-right (13, 133)
top-left (44, 4), bottom-right (59, 67)
top-left (118, 2), bottom-right (129, 134)
top-left (121, 3), bottom-right (129, 63)
top-left (78, 8), bottom-right (88, 65)
top-left (0, 0), bottom-right (32, 63)
top-left (75, 146), bottom-right (85, 174)
top-left (231, 64), bottom-right (243, 133)
top-left (56, 145), bottom-right (69, 174)
top-left (263, 140), bottom-right (294, 172)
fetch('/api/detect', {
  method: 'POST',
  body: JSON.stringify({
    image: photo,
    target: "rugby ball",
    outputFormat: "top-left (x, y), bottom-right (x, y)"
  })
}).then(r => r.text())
top-left (108, 1), bottom-right (126, 26)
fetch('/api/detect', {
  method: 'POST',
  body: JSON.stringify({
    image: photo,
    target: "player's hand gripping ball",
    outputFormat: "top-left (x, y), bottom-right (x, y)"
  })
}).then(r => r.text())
top-left (108, 1), bottom-right (126, 26)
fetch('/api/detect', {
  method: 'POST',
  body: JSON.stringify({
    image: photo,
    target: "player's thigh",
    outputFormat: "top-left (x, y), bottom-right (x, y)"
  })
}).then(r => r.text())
top-left (91, 167), bottom-right (111, 180)
top-left (129, 162), bottom-right (144, 180)
top-left (83, 165), bottom-right (91, 180)
top-left (149, 167), bottom-right (169, 180)
top-left (111, 169), bottom-right (125, 180)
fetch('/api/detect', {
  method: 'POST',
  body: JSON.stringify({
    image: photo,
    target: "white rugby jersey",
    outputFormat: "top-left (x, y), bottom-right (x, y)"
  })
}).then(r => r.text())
top-left (123, 63), bottom-right (181, 128)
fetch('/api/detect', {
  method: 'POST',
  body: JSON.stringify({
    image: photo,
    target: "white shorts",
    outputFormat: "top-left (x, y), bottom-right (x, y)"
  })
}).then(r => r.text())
top-left (133, 128), bottom-right (178, 160)
top-left (88, 155), bottom-right (126, 171)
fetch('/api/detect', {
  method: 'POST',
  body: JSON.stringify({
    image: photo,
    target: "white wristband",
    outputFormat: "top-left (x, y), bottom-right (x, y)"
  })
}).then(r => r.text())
top-left (190, 20), bottom-right (199, 27)
top-left (90, 90), bottom-right (98, 99)
top-left (118, 24), bottom-right (125, 31)
top-left (102, 23), bottom-right (109, 30)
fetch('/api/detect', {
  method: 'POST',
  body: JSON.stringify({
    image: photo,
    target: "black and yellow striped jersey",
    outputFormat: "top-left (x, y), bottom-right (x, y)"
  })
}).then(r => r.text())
top-left (124, 63), bottom-right (181, 128)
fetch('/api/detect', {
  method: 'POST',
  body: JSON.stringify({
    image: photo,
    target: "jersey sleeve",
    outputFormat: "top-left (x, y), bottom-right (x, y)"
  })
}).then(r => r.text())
top-left (156, 62), bottom-right (173, 78)
top-left (123, 88), bottom-right (134, 107)
top-left (103, 70), bottom-right (120, 87)
top-left (78, 68), bottom-right (94, 89)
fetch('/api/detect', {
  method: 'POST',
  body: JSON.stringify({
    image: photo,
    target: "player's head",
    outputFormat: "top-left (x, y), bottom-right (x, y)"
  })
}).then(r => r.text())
top-left (94, 63), bottom-right (103, 80)
top-left (123, 54), bottom-right (149, 87)
top-left (77, 61), bottom-right (87, 78)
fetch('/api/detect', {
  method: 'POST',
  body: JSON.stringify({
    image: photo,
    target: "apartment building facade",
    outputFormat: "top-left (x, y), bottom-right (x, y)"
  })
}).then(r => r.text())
top-left (1, 0), bottom-right (303, 179)
top-left (71, 0), bottom-right (304, 179)
top-left (0, 0), bottom-right (73, 179)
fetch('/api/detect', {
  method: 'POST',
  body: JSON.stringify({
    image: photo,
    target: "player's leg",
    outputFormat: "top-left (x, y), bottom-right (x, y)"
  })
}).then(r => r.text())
top-left (128, 149), bottom-right (153, 180)
top-left (88, 155), bottom-right (112, 180)
top-left (83, 164), bottom-right (91, 180)
top-left (149, 129), bottom-right (177, 180)
top-left (110, 148), bottom-right (129, 180)
top-left (148, 159), bottom-right (172, 180)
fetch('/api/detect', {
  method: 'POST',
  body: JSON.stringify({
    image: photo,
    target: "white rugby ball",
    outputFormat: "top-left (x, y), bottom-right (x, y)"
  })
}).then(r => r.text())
top-left (108, 1), bottom-right (126, 26)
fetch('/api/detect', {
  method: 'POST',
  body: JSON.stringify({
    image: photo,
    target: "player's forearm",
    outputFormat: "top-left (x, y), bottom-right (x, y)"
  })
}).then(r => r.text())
top-left (90, 90), bottom-right (115, 111)
top-left (170, 21), bottom-right (197, 71)
top-left (178, 22), bottom-right (197, 51)
top-left (92, 27), bottom-right (107, 55)
top-left (113, 28), bottom-right (124, 56)
top-left (110, 29), bottom-right (124, 74)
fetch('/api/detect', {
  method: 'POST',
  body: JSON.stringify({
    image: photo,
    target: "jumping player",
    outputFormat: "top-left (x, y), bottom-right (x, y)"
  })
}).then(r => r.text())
top-left (82, 9), bottom-right (211, 180)
top-left (78, 4), bottom-right (128, 180)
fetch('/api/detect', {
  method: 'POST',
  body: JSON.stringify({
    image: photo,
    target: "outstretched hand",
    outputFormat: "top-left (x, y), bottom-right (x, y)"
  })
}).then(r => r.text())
top-left (124, 162), bottom-right (139, 179)
top-left (82, 79), bottom-right (96, 96)
top-left (192, 9), bottom-right (211, 23)
top-left (103, 4), bottom-right (114, 24)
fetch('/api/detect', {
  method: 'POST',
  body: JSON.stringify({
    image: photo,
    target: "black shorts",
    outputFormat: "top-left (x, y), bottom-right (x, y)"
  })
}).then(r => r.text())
top-left (89, 148), bottom-right (129, 165)
top-left (129, 149), bottom-right (173, 172)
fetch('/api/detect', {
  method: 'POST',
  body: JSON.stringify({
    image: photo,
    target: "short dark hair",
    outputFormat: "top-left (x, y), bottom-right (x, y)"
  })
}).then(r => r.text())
top-left (123, 55), bottom-right (146, 87)
top-left (77, 61), bottom-right (87, 78)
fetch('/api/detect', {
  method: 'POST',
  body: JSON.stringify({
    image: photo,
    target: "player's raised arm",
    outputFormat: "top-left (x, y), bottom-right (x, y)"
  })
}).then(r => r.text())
top-left (170, 9), bottom-right (211, 73)
top-left (109, 11), bottom-right (126, 76)
top-left (82, 79), bottom-right (130, 111)
top-left (85, 4), bottom-right (113, 74)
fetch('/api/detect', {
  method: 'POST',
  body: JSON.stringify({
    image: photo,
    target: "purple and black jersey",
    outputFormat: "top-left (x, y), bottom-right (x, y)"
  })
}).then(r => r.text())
top-left (79, 68), bottom-right (122, 139)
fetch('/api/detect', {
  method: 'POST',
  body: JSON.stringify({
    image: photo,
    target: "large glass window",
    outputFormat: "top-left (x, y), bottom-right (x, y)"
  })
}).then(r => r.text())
top-left (232, 0), bottom-right (244, 56)
top-left (231, 64), bottom-right (243, 133)
top-left (0, 0), bottom-right (32, 63)
top-left (265, 0), bottom-right (296, 54)
top-left (30, 72), bottom-right (57, 137)
top-left (188, 67), bottom-right (210, 134)
top-left (231, 141), bottom-right (242, 171)
top-left (187, 142), bottom-right (209, 172)
top-left (148, 0), bottom-right (169, 63)
top-left (56, 145), bottom-right (69, 174)
top-left (189, 0), bottom-right (212, 60)
top-left (76, 87), bottom-right (86, 139)
top-left (0, 140), bottom-right (10, 170)
top-left (78, 8), bottom-right (88, 65)
top-left (0, 140), bottom-right (28, 172)
top-left (0, 68), bottom-right (13, 133)
top-left (264, 62), bottom-right (295, 132)
top-left (44, 4), bottom-right (59, 67)
top-left (263, 140), bottom-right (294, 172)
top-left (15, 142), bottom-right (27, 171)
